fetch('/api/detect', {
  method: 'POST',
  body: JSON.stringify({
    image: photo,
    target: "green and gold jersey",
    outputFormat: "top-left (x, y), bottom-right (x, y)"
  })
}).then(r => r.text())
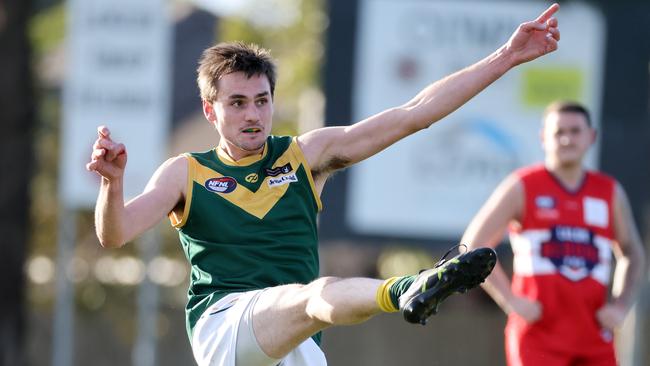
top-left (169, 135), bottom-right (323, 340)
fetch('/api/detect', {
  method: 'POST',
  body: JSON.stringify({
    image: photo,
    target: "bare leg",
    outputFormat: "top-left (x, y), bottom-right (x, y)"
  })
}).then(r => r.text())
top-left (252, 277), bottom-right (383, 358)
top-left (251, 247), bottom-right (497, 358)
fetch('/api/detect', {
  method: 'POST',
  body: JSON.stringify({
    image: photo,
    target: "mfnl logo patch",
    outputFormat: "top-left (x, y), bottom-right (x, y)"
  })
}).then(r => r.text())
top-left (205, 177), bottom-right (237, 194)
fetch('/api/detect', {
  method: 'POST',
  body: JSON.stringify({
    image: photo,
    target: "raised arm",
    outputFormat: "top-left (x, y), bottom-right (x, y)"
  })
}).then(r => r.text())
top-left (300, 4), bottom-right (560, 182)
top-left (596, 183), bottom-right (646, 330)
top-left (86, 126), bottom-right (186, 248)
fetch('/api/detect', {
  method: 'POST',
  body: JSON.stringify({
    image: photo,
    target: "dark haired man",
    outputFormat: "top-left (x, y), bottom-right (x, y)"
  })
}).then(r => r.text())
top-left (87, 4), bottom-right (561, 365)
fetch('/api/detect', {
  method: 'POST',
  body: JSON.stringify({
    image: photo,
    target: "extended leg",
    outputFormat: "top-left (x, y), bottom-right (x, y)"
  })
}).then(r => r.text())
top-left (252, 277), bottom-right (382, 359)
top-left (250, 246), bottom-right (497, 359)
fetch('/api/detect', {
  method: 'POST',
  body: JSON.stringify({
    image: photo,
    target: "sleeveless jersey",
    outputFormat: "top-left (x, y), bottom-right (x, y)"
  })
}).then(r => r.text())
top-left (507, 164), bottom-right (617, 354)
top-left (169, 136), bottom-right (322, 340)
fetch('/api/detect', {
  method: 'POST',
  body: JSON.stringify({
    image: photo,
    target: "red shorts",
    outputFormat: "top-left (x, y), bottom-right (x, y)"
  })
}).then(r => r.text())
top-left (505, 323), bottom-right (616, 366)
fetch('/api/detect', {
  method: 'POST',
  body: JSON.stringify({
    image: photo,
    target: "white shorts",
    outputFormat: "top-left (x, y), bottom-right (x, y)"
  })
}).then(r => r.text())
top-left (191, 290), bottom-right (328, 366)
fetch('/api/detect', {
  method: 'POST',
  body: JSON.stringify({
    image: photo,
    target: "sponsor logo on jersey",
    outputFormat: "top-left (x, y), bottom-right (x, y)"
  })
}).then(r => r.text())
top-left (534, 195), bottom-right (559, 220)
top-left (535, 195), bottom-right (555, 209)
top-left (204, 177), bottom-right (237, 193)
top-left (267, 173), bottom-right (298, 188)
top-left (245, 173), bottom-right (259, 183)
top-left (265, 163), bottom-right (293, 177)
top-left (584, 196), bottom-right (609, 227)
top-left (541, 225), bottom-right (599, 281)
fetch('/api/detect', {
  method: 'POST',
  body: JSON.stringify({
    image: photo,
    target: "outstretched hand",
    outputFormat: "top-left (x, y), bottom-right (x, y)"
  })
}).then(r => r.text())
top-left (86, 126), bottom-right (128, 181)
top-left (505, 3), bottom-right (560, 66)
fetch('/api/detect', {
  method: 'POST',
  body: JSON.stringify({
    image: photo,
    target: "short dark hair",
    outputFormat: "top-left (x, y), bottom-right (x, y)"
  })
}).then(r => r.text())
top-left (543, 101), bottom-right (592, 127)
top-left (197, 42), bottom-right (277, 102)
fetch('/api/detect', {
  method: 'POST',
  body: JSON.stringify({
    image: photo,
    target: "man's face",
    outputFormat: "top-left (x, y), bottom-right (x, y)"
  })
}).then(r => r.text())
top-left (204, 71), bottom-right (273, 158)
top-left (541, 111), bottom-right (595, 167)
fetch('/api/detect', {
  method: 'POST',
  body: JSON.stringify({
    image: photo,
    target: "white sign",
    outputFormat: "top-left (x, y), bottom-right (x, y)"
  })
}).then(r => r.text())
top-left (61, 0), bottom-right (172, 208)
top-left (347, 1), bottom-right (605, 239)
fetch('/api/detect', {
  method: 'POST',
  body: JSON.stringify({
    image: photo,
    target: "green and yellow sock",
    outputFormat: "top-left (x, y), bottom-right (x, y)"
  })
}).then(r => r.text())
top-left (376, 275), bottom-right (416, 313)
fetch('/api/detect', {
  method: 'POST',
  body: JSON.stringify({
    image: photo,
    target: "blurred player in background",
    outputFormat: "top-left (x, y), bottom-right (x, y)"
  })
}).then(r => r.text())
top-left (463, 101), bottom-right (646, 365)
top-left (87, 4), bottom-right (561, 366)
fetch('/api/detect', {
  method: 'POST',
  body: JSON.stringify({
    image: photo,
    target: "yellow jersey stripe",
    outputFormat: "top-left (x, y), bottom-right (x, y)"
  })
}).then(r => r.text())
top-left (290, 137), bottom-right (323, 212)
top-left (215, 143), bottom-right (269, 166)
top-left (190, 151), bottom-right (300, 219)
top-left (169, 153), bottom-right (195, 228)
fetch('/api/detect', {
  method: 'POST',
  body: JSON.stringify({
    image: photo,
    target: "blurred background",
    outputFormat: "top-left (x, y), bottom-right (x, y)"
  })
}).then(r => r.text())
top-left (2, 0), bottom-right (649, 365)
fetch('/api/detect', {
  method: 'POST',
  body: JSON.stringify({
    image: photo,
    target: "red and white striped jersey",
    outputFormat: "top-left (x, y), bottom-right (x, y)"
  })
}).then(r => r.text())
top-left (506, 164), bottom-right (617, 352)
top-left (510, 165), bottom-right (616, 285)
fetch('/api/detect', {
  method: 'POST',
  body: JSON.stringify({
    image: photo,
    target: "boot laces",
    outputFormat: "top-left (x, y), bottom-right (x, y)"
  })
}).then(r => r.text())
top-left (433, 244), bottom-right (468, 269)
